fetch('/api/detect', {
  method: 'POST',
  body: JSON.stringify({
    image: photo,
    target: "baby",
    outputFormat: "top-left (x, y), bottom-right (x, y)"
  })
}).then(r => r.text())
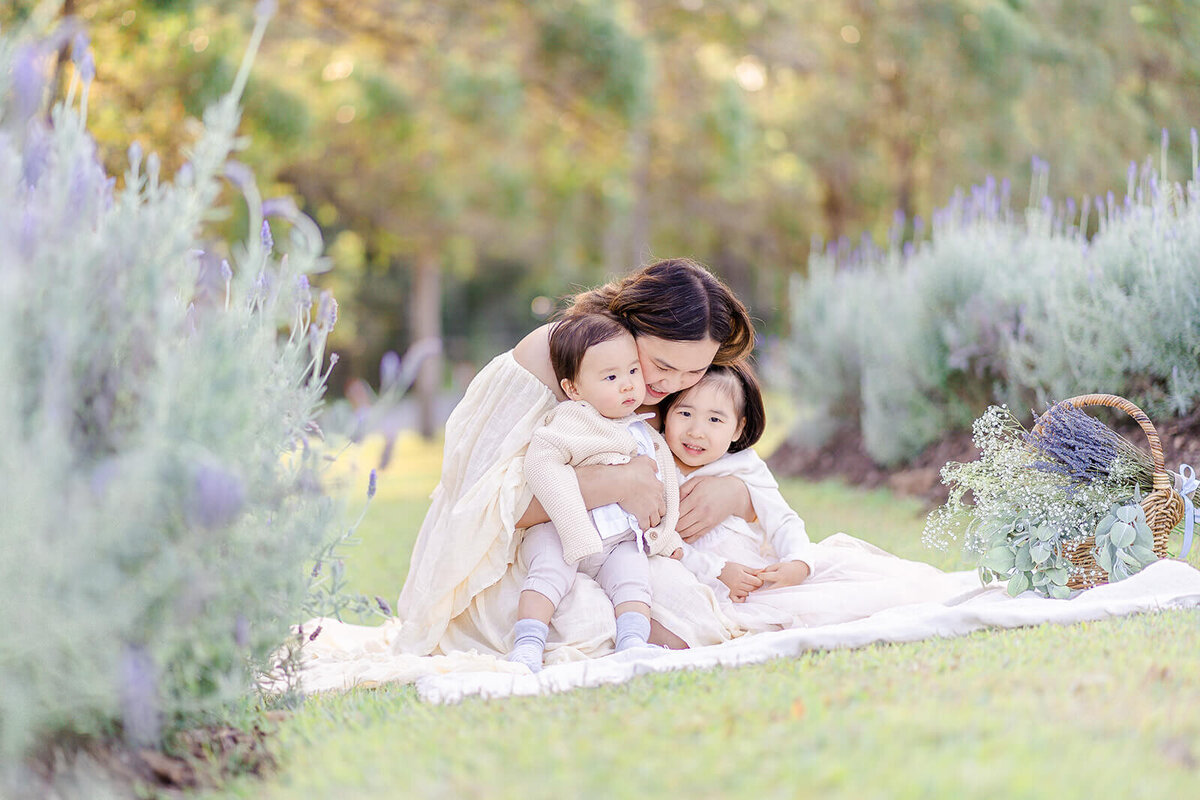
top-left (508, 311), bottom-right (683, 671)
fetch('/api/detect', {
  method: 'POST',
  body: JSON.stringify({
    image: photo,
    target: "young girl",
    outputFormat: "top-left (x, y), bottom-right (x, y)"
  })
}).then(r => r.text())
top-left (664, 363), bottom-right (977, 631)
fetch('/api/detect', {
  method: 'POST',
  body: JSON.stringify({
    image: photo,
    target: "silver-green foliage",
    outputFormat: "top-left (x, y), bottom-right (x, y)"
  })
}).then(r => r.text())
top-left (1091, 501), bottom-right (1158, 582)
top-left (785, 154), bottom-right (1200, 465)
top-left (0, 10), bottom-right (338, 756)
top-left (977, 512), bottom-right (1073, 599)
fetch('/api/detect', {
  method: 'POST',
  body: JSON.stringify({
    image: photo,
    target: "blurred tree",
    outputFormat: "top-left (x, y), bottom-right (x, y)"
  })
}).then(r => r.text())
top-left (9, 0), bottom-right (1200, 413)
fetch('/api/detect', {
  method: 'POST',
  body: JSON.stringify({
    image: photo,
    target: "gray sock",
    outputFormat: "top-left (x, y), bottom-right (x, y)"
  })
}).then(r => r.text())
top-left (614, 612), bottom-right (651, 652)
top-left (507, 618), bottom-right (549, 673)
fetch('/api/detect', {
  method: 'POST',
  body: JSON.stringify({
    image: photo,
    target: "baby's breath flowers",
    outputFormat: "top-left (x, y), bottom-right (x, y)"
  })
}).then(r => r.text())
top-left (924, 404), bottom-right (1157, 597)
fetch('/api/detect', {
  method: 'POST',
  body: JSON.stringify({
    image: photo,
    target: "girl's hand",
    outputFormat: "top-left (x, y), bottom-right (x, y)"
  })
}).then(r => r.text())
top-left (718, 562), bottom-right (763, 603)
top-left (755, 561), bottom-right (811, 590)
top-left (677, 475), bottom-right (754, 542)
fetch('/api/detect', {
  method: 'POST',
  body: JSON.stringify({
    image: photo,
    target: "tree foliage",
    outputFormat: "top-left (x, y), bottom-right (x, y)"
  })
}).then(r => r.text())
top-left (7, 0), bottom-right (1200, 387)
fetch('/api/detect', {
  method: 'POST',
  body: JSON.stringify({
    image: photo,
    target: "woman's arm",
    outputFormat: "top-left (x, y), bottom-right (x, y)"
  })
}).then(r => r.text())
top-left (516, 457), bottom-right (666, 529)
top-left (676, 475), bottom-right (755, 542)
top-left (512, 323), bottom-right (567, 400)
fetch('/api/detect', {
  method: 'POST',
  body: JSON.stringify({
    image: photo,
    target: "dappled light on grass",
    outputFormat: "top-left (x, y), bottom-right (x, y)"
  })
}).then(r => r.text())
top-left (317, 433), bottom-right (446, 601)
top-left (318, 431), bottom-right (446, 503)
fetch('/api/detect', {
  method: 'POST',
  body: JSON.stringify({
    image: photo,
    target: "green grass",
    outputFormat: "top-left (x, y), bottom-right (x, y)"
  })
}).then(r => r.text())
top-left (207, 434), bottom-right (1200, 799)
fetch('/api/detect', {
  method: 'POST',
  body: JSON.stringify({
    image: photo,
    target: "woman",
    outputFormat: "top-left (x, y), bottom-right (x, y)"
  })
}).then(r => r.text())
top-left (390, 258), bottom-right (756, 663)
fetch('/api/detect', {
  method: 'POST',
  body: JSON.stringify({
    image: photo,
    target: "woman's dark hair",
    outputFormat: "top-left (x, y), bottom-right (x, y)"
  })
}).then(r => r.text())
top-left (661, 361), bottom-right (766, 453)
top-left (548, 310), bottom-right (632, 384)
top-left (567, 258), bottom-right (754, 366)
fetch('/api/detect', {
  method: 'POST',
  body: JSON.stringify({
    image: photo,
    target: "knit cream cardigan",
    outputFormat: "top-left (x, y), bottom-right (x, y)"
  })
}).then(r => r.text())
top-left (524, 400), bottom-right (682, 564)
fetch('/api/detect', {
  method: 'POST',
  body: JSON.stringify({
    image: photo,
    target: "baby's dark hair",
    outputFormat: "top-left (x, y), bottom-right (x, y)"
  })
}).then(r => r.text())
top-left (662, 361), bottom-right (766, 453)
top-left (549, 310), bottom-right (634, 384)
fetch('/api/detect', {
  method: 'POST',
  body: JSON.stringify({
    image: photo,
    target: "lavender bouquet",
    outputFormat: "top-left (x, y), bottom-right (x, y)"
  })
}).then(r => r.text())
top-left (923, 403), bottom-right (1158, 597)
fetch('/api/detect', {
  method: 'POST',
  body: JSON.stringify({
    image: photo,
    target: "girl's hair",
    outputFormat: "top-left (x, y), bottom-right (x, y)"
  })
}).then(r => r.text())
top-left (566, 258), bottom-right (754, 366)
top-left (662, 361), bottom-right (766, 453)
top-left (548, 310), bottom-right (632, 384)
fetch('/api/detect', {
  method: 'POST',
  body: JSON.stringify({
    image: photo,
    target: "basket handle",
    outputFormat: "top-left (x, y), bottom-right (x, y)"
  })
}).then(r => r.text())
top-left (1051, 393), bottom-right (1172, 492)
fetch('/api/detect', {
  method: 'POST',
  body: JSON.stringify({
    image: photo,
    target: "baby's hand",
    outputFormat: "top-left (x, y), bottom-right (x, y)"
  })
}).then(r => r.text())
top-left (718, 562), bottom-right (763, 603)
top-left (755, 561), bottom-right (811, 590)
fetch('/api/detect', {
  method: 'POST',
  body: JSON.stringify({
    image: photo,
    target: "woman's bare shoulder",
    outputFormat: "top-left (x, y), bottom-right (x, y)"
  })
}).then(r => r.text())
top-left (513, 323), bottom-right (565, 400)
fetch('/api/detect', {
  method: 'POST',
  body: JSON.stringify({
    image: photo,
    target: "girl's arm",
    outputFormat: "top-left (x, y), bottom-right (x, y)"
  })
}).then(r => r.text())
top-left (516, 458), bottom-right (665, 529)
top-left (676, 542), bottom-right (726, 581)
top-left (721, 562), bottom-right (765, 602)
top-left (677, 475), bottom-right (755, 542)
top-left (757, 487), bottom-right (813, 567)
top-left (676, 541), bottom-right (764, 603)
top-left (751, 481), bottom-right (814, 589)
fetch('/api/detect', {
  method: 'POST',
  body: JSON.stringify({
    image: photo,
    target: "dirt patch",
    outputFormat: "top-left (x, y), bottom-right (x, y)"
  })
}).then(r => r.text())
top-left (767, 426), bottom-right (977, 506)
top-left (769, 410), bottom-right (1200, 508)
top-left (17, 713), bottom-right (285, 799)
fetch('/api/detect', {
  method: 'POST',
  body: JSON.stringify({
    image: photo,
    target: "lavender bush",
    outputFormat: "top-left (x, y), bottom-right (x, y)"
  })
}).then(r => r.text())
top-left (784, 148), bottom-right (1200, 465)
top-left (0, 7), bottom-right (343, 758)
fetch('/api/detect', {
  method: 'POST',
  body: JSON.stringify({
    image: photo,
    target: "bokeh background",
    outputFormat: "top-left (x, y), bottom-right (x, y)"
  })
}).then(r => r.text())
top-left (7, 0), bottom-right (1200, 444)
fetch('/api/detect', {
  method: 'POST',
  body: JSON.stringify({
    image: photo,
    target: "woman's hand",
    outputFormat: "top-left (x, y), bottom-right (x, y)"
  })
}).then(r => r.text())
top-left (573, 456), bottom-right (665, 531)
top-left (677, 475), bottom-right (754, 542)
top-left (718, 562), bottom-right (763, 602)
top-left (616, 456), bottom-right (667, 530)
top-left (519, 457), bottom-right (665, 529)
top-left (755, 560), bottom-right (811, 590)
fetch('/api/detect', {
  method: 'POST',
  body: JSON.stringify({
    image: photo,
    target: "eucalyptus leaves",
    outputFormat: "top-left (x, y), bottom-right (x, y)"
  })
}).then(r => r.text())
top-left (1092, 500), bottom-right (1159, 582)
top-left (978, 513), bottom-right (1073, 599)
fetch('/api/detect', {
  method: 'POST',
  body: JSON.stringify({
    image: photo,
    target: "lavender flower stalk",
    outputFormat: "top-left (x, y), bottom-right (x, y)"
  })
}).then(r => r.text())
top-left (1023, 402), bottom-right (1153, 490)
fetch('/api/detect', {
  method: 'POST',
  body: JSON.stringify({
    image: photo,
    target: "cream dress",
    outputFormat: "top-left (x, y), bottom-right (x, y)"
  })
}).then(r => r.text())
top-left (679, 449), bottom-right (979, 631)
top-left (290, 351), bottom-right (737, 692)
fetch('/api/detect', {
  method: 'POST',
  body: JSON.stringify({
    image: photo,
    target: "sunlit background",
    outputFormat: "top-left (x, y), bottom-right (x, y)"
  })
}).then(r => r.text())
top-left (8, 0), bottom-right (1199, 423)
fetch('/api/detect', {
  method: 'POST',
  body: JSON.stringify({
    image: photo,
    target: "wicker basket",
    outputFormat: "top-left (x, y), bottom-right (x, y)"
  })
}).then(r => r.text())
top-left (1035, 394), bottom-right (1186, 590)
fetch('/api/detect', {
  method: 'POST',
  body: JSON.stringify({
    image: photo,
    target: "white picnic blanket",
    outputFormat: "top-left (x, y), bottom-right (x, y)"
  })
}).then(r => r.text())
top-left (413, 559), bottom-right (1200, 704)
